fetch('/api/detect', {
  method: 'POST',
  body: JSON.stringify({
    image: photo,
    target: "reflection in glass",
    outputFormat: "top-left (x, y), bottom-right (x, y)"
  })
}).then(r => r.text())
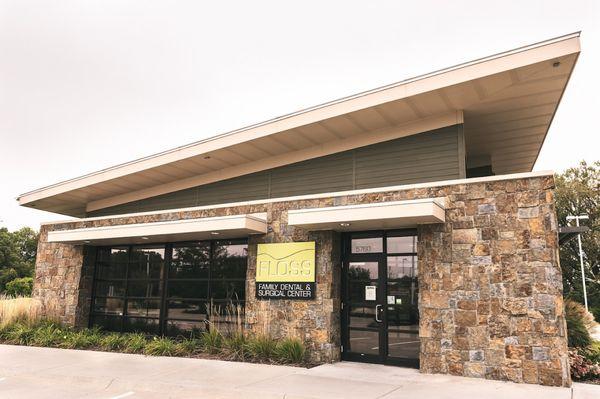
top-left (349, 305), bottom-right (377, 328)
top-left (128, 280), bottom-right (162, 298)
top-left (127, 299), bottom-right (161, 317)
top-left (387, 256), bottom-right (417, 279)
top-left (124, 317), bottom-right (160, 334)
top-left (170, 243), bottom-right (210, 279)
top-left (349, 262), bottom-right (378, 280)
top-left (93, 297), bottom-right (124, 315)
top-left (166, 320), bottom-right (206, 336)
top-left (91, 315), bottom-right (122, 331)
top-left (212, 243), bottom-right (248, 278)
top-left (168, 281), bottom-right (208, 299)
top-left (351, 237), bottom-right (383, 253)
top-left (167, 300), bottom-right (207, 321)
top-left (387, 236), bottom-right (414, 254)
top-left (210, 280), bottom-right (245, 300)
top-left (94, 280), bottom-right (125, 297)
top-left (349, 329), bottom-right (379, 355)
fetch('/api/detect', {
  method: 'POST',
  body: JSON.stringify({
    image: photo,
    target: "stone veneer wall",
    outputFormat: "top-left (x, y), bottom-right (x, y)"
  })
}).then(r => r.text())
top-left (32, 174), bottom-right (569, 385)
top-left (418, 177), bottom-right (570, 386)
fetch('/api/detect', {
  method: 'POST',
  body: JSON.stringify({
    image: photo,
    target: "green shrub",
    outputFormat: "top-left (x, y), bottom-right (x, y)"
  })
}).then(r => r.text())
top-left (4, 277), bottom-right (33, 297)
top-left (61, 329), bottom-right (101, 349)
top-left (247, 335), bottom-right (277, 360)
top-left (201, 328), bottom-right (222, 354)
top-left (565, 299), bottom-right (593, 348)
top-left (223, 332), bottom-right (247, 359)
top-left (31, 322), bottom-right (65, 347)
top-left (4, 322), bottom-right (35, 345)
top-left (175, 338), bottom-right (200, 356)
top-left (274, 338), bottom-right (305, 364)
top-left (145, 337), bottom-right (177, 356)
top-left (100, 333), bottom-right (129, 351)
top-left (583, 341), bottom-right (600, 364)
top-left (123, 333), bottom-right (147, 354)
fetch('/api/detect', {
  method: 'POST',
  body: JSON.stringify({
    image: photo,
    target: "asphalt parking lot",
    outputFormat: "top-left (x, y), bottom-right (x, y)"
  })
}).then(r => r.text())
top-left (0, 344), bottom-right (598, 399)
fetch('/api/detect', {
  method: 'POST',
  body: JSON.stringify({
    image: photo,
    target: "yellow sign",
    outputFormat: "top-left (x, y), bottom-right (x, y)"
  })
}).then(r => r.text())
top-left (256, 242), bottom-right (315, 283)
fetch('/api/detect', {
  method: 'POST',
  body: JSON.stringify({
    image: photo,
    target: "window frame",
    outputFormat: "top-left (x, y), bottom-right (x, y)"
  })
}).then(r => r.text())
top-left (89, 238), bottom-right (248, 336)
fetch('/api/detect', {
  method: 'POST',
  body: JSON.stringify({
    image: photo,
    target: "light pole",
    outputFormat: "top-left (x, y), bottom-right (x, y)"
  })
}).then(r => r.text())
top-left (566, 214), bottom-right (590, 311)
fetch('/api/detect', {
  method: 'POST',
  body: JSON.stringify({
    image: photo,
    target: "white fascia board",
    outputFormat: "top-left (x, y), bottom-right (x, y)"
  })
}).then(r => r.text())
top-left (287, 199), bottom-right (446, 231)
top-left (47, 214), bottom-right (267, 244)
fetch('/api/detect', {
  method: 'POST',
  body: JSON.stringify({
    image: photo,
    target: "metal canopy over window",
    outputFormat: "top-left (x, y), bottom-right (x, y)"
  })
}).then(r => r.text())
top-left (90, 239), bottom-right (248, 335)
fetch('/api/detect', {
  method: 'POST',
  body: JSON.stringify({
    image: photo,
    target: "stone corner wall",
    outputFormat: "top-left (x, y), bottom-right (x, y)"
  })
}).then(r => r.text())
top-left (418, 175), bottom-right (571, 387)
top-left (33, 225), bottom-right (94, 327)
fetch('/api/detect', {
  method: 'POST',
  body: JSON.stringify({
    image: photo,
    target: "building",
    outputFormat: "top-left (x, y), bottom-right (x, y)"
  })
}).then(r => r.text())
top-left (18, 33), bottom-right (581, 387)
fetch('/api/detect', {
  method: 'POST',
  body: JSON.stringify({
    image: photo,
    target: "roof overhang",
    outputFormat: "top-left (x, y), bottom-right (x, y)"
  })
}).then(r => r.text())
top-left (287, 199), bottom-right (445, 231)
top-left (18, 33), bottom-right (581, 217)
top-left (47, 214), bottom-right (267, 245)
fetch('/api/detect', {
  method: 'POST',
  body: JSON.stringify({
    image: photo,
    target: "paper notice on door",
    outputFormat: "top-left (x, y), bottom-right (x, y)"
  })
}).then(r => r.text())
top-left (365, 286), bottom-right (376, 301)
top-left (387, 295), bottom-right (395, 304)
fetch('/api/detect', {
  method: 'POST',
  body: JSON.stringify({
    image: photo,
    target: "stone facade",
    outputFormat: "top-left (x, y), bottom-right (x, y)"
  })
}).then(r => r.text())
top-left (418, 177), bottom-right (570, 386)
top-left (32, 174), bottom-right (569, 385)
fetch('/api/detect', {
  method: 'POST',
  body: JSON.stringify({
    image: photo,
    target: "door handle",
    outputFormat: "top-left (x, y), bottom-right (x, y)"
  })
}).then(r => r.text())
top-left (375, 304), bottom-right (383, 322)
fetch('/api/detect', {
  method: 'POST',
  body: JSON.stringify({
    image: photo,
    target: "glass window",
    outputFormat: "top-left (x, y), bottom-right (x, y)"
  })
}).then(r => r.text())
top-left (351, 237), bottom-right (383, 253)
top-left (94, 280), bottom-right (126, 297)
top-left (127, 299), bottom-right (161, 317)
top-left (127, 280), bottom-right (162, 298)
top-left (165, 320), bottom-right (206, 337)
top-left (91, 239), bottom-right (248, 335)
top-left (124, 317), bottom-right (160, 334)
top-left (349, 262), bottom-right (378, 280)
top-left (170, 243), bottom-right (210, 279)
top-left (128, 247), bottom-right (164, 279)
top-left (387, 256), bottom-right (416, 279)
top-left (167, 300), bottom-right (207, 321)
top-left (212, 243), bottom-right (248, 278)
top-left (387, 236), bottom-right (414, 254)
top-left (93, 297), bottom-right (124, 315)
top-left (210, 280), bottom-right (245, 300)
top-left (91, 315), bottom-right (122, 331)
top-left (349, 329), bottom-right (379, 355)
top-left (168, 281), bottom-right (208, 299)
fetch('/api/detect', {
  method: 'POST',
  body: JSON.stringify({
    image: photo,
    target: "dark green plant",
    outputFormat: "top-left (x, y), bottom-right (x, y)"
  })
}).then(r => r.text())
top-left (123, 333), bottom-right (147, 354)
top-left (175, 338), bottom-right (200, 356)
top-left (31, 322), bottom-right (65, 347)
top-left (201, 328), bottom-right (223, 354)
top-left (223, 332), bottom-right (247, 359)
top-left (100, 332), bottom-right (129, 351)
top-left (145, 337), bottom-right (177, 356)
top-left (247, 335), bottom-right (277, 360)
top-left (4, 322), bottom-right (35, 345)
top-left (4, 277), bottom-right (33, 297)
top-left (274, 338), bottom-right (306, 364)
top-left (0, 227), bottom-right (38, 293)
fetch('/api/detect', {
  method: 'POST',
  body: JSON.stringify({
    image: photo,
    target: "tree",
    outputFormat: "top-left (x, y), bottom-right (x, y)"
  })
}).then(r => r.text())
top-left (555, 161), bottom-right (600, 318)
top-left (0, 227), bottom-right (39, 293)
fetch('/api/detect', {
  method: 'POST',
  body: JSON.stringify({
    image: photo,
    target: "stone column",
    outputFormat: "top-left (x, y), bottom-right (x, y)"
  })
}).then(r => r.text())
top-left (244, 205), bottom-right (342, 363)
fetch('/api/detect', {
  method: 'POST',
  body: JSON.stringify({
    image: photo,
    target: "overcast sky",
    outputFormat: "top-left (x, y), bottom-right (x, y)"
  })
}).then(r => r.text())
top-left (1, 0), bottom-right (598, 231)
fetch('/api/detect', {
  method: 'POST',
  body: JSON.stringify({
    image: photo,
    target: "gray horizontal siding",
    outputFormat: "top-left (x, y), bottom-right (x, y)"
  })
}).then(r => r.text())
top-left (88, 124), bottom-right (462, 217)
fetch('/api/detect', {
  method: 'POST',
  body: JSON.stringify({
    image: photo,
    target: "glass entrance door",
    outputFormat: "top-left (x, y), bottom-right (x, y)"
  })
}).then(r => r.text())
top-left (341, 231), bottom-right (419, 367)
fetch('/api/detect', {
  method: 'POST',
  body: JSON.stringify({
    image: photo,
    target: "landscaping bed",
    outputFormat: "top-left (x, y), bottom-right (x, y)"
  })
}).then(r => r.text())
top-left (0, 319), bottom-right (310, 366)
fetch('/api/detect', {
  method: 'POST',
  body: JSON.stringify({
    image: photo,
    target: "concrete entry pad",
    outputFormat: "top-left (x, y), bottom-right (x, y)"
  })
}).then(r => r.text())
top-left (1, 345), bottom-right (599, 399)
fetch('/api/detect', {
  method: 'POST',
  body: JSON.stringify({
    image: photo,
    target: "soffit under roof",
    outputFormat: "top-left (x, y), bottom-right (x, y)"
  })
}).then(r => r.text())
top-left (18, 33), bottom-right (581, 217)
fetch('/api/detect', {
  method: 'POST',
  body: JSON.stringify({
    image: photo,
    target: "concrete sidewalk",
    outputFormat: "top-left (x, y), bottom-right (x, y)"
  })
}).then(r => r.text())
top-left (0, 345), bottom-right (598, 399)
